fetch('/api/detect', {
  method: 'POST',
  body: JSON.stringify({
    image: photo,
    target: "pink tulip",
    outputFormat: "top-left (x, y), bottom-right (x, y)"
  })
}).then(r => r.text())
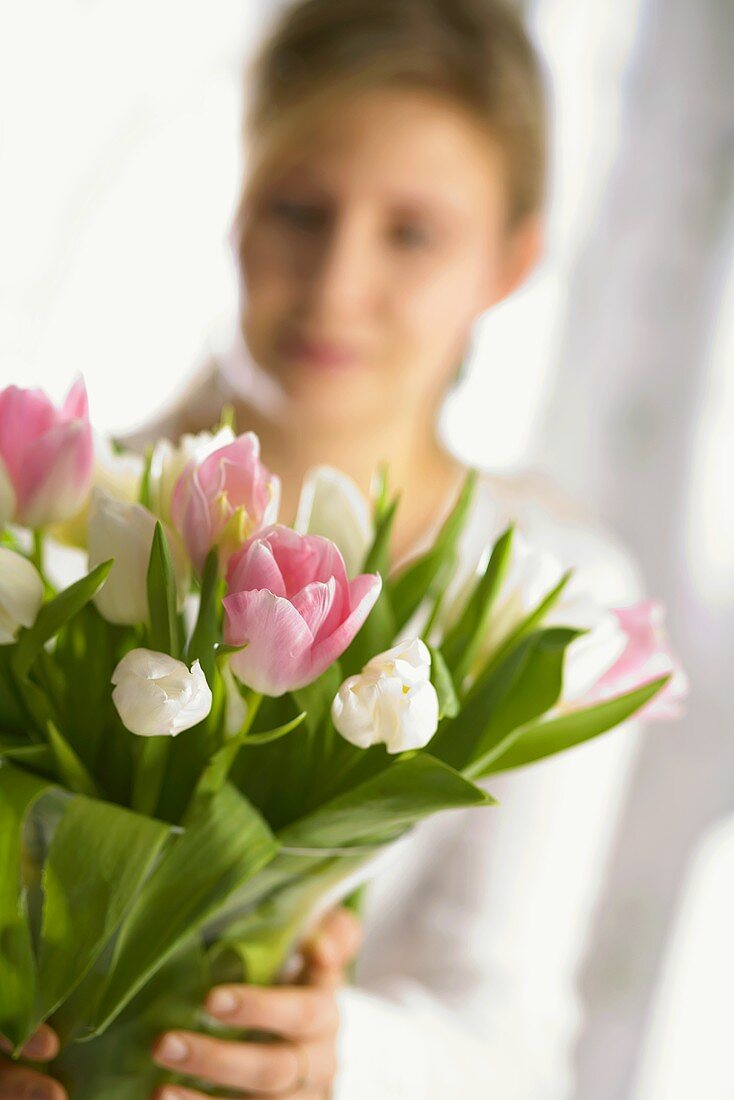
top-left (582, 600), bottom-right (688, 720)
top-left (170, 432), bottom-right (280, 573)
top-left (223, 524), bottom-right (382, 696)
top-left (0, 378), bottom-right (93, 527)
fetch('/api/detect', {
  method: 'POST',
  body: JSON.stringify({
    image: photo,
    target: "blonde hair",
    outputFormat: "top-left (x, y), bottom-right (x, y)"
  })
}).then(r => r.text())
top-left (238, 0), bottom-right (548, 229)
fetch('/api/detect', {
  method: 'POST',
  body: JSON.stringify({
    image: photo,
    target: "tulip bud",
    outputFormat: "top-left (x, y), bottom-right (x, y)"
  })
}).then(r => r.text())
top-left (88, 489), bottom-right (190, 625)
top-left (0, 548), bottom-right (44, 644)
top-left (0, 378), bottom-right (93, 528)
top-left (111, 648), bottom-right (212, 737)
top-left (331, 638), bottom-right (439, 754)
top-left (170, 431), bottom-right (280, 574)
top-left (294, 465), bottom-right (373, 578)
top-left (149, 426), bottom-right (235, 526)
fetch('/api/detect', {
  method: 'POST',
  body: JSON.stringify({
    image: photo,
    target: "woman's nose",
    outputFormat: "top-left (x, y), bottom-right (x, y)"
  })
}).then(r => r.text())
top-left (303, 213), bottom-right (376, 322)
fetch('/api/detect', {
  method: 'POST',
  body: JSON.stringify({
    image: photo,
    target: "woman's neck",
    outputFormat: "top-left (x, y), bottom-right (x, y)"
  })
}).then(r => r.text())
top-left (229, 396), bottom-right (467, 564)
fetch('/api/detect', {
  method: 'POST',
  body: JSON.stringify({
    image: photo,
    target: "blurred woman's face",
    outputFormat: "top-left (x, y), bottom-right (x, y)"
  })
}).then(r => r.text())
top-left (237, 87), bottom-right (527, 432)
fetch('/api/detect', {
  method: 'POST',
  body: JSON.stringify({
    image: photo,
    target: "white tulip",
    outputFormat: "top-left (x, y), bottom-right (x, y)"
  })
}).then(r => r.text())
top-left (0, 548), bottom-right (44, 644)
top-left (295, 465), bottom-right (373, 578)
top-left (149, 426), bottom-right (236, 525)
top-left (331, 638), bottom-right (439, 754)
top-left (546, 595), bottom-right (628, 704)
top-left (51, 432), bottom-right (144, 549)
top-left (111, 648), bottom-right (212, 737)
top-left (88, 488), bottom-right (190, 625)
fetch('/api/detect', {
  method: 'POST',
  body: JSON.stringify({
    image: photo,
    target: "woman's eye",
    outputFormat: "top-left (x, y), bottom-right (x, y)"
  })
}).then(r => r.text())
top-left (391, 222), bottom-right (432, 249)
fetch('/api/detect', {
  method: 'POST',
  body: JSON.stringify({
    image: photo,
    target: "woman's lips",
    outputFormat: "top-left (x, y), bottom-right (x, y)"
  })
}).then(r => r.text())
top-left (278, 333), bottom-right (362, 370)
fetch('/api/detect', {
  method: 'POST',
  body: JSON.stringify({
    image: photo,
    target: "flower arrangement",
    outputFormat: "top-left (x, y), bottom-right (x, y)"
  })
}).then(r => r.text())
top-left (0, 378), bottom-right (686, 1097)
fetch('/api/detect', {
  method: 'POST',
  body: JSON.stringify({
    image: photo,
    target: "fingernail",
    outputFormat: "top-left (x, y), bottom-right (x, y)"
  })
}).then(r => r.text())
top-left (206, 988), bottom-right (238, 1016)
top-left (158, 1090), bottom-right (181, 1100)
top-left (155, 1033), bottom-right (189, 1063)
top-left (24, 1031), bottom-right (51, 1059)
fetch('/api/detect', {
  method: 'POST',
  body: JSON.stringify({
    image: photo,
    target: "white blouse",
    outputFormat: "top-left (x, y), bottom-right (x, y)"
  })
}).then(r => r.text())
top-left (330, 473), bottom-right (647, 1100)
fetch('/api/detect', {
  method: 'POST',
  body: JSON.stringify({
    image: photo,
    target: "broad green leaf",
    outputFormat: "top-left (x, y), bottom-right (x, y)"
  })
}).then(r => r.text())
top-left (46, 721), bottom-right (100, 798)
top-left (387, 467), bottom-right (477, 633)
top-left (146, 522), bottom-right (179, 656)
top-left (88, 782), bottom-right (278, 1035)
top-left (13, 560), bottom-right (113, 677)
top-left (50, 938), bottom-right (211, 1100)
top-left (278, 751), bottom-right (495, 851)
top-left (27, 795), bottom-right (170, 1040)
top-left (431, 627), bottom-right (581, 778)
top-left (0, 763), bottom-right (55, 1049)
top-left (481, 675), bottom-right (670, 775)
top-left (441, 524), bottom-right (515, 683)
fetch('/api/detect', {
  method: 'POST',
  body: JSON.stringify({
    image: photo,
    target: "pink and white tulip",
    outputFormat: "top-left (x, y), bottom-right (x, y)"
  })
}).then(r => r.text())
top-left (223, 524), bottom-right (382, 696)
top-left (0, 378), bottom-right (93, 528)
top-left (170, 431), bottom-right (280, 573)
top-left (574, 600), bottom-right (688, 720)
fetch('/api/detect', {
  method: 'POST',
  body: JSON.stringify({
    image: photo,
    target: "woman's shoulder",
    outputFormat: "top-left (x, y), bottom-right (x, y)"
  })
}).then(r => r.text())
top-left (469, 464), bottom-right (646, 605)
top-left (118, 359), bottom-right (228, 454)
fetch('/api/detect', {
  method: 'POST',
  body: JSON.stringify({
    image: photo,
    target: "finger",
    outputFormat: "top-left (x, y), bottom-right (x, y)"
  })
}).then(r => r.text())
top-left (151, 1086), bottom-right (325, 1100)
top-left (301, 908), bottom-right (363, 970)
top-left (204, 984), bottom-right (339, 1039)
top-left (0, 1061), bottom-right (67, 1100)
top-left (0, 1023), bottom-right (60, 1062)
top-left (151, 1031), bottom-right (336, 1094)
top-left (300, 958), bottom-right (347, 991)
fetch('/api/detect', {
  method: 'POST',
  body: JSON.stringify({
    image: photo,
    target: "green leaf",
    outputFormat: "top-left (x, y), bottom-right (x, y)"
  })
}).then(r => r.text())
top-left (481, 675), bottom-right (670, 774)
top-left (427, 643), bottom-right (459, 720)
top-left (88, 783), bottom-right (278, 1035)
top-left (131, 735), bottom-right (171, 818)
top-left (146, 522), bottom-right (180, 656)
top-left (46, 721), bottom-right (100, 798)
top-left (278, 751), bottom-right (495, 850)
top-left (13, 560), bottom-right (113, 677)
top-left (0, 736), bottom-right (52, 769)
top-left (388, 468), bottom-right (478, 633)
top-left (27, 795), bottom-right (170, 1040)
top-left (242, 711), bottom-right (308, 746)
top-left (187, 548), bottom-right (221, 683)
top-left (138, 444), bottom-right (154, 510)
top-left (441, 524), bottom-right (515, 684)
top-left (0, 763), bottom-right (55, 1049)
top-left (431, 627), bottom-right (582, 778)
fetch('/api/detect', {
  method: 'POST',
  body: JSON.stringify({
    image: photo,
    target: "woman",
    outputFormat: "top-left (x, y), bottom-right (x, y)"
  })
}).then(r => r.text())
top-left (0, 1), bottom-right (646, 1097)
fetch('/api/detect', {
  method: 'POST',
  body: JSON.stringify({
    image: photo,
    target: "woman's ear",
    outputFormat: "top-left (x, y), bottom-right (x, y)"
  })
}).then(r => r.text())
top-left (485, 212), bottom-right (545, 310)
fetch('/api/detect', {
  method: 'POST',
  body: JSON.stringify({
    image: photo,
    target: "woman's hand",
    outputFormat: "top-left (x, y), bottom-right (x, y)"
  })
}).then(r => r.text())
top-left (150, 905), bottom-right (363, 1100)
top-left (0, 1024), bottom-right (67, 1100)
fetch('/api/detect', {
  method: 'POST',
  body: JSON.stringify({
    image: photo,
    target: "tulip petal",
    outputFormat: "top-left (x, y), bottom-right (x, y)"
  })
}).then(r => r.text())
top-left (223, 589), bottom-right (315, 696)
top-left (291, 577), bottom-right (337, 641)
top-left (0, 386), bottom-right (56, 484)
top-left (227, 538), bottom-right (287, 597)
top-left (309, 572), bottom-right (382, 680)
top-left (16, 419), bottom-right (93, 527)
top-left (61, 376), bottom-right (90, 421)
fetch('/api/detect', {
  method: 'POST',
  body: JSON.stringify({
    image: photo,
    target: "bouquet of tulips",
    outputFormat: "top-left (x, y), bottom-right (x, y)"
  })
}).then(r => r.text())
top-left (0, 378), bottom-right (686, 1097)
